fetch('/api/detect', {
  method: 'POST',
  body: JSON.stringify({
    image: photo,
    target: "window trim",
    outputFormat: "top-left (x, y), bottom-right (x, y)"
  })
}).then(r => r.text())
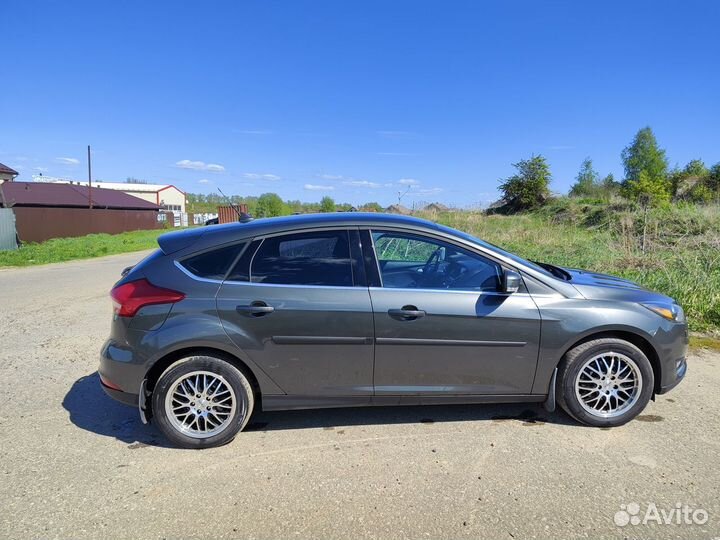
top-left (364, 227), bottom-right (521, 293)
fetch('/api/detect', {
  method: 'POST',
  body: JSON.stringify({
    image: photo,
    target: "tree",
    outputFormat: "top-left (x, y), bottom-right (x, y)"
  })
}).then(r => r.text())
top-left (683, 159), bottom-right (709, 178)
top-left (601, 173), bottom-right (619, 191)
top-left (708, 162), bottom-right (720, 192)
top-left (126, 177), bottom-right (147, 184)
top-left (569, 158), bottom-right (600, 197)
top-left (623, 170), bottom-right (669, 206)
top-left (670, 159), bottom-right (710, 202)
top-left (360, 202), bottom-right (384, 212)
top-left (621, 127), bottom-right (669, 204)
top-left (255, 193), bottom-right (286, 217)
top-left (498, 155), bottom-right (551, 211)
top-left (319, 196), bottom-right (336, 213)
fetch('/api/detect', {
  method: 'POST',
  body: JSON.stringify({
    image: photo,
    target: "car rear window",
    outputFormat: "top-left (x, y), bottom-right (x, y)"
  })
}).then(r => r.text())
top-left (180, 243), bottom-right (246, 280)
top-left (250, 230), bottom-right (353, 286)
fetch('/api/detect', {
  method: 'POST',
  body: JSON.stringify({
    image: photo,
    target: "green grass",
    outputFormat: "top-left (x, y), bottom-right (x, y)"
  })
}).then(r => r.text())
top-left (0, 228), bottom-right (169, 267)
top-left (420, 205), bottom-right (720, 334)
top-left (689, 335), bottom-right (720, 351)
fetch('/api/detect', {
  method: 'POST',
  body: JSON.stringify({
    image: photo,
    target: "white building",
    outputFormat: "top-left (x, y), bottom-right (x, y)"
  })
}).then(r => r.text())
top-left (0, 162), bottom-right (19, 182)
top-left (33, 176), bottom-right (187, 213)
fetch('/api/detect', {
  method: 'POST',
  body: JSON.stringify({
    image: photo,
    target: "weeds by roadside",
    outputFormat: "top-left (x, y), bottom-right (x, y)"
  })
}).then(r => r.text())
top-left (0, 229), bottom-right (168, 268)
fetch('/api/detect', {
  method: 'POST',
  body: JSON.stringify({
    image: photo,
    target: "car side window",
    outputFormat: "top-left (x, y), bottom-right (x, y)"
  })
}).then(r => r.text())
top-left (250, 230), bottom-right (354, 286)
top-left (371, 230), bottom-right (501, 291)
top-left (180, 242), bottom-right (246, 280)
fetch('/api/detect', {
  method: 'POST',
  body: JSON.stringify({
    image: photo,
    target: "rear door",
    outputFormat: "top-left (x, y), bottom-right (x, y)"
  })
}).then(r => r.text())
top-left (216, 228), bottom-right (374, 398)
top-left (365, 229), bottom-right (541, 395)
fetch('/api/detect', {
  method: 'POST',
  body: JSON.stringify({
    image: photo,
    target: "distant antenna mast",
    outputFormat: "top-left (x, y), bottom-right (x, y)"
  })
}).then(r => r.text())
top-left (397, 185), bottom-right (411, 205)
top-left (87, 145), bottom-right (93, 209)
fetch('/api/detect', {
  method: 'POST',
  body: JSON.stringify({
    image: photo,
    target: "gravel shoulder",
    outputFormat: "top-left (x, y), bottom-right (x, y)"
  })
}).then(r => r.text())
top-left (0, 251), bottom-right (718, 539)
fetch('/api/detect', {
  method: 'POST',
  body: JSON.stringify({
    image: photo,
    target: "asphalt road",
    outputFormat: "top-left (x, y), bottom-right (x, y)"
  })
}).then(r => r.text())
top-left (1, 251), bottom-right (718, 539)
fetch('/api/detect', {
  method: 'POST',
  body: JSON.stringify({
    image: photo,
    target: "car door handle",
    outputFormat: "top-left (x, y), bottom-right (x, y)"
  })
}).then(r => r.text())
top-left (388, 306), bottom-right (426, 320)
top-left (236, 302), bottom-right (275, 316)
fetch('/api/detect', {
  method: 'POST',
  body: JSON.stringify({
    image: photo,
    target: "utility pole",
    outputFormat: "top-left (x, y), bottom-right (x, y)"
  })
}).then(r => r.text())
top-left (87, 145), bottom-right (93, 209)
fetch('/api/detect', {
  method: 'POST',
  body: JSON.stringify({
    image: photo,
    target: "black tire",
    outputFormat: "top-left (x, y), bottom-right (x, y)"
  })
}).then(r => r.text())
top-left (151, 355), bottom-right (254, 449)
top-left (556, 338), bottom-right (654, 427)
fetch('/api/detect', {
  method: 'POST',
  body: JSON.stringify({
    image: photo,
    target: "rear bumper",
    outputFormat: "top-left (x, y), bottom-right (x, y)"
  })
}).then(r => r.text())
top-left (100, 380), bottom-right (138, 407)
top-left (99, 338), bottom-right (145, 408)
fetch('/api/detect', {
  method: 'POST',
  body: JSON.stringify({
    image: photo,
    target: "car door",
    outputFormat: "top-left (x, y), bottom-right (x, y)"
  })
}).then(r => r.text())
top-left (216, 228), bottom-right (374, 398)
top-left (365, 229), bottom-right (541, 395)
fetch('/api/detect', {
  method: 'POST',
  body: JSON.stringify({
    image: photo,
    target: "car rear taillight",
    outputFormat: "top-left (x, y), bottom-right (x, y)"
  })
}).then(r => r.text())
top-left (110, 278), bottom-right (185, 318)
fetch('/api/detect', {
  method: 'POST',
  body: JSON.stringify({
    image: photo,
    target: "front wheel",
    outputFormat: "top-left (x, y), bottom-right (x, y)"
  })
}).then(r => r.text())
top-left (557, 338), bottom-right (654, 427)
top-left (152, 355), bottom-right (254, 448)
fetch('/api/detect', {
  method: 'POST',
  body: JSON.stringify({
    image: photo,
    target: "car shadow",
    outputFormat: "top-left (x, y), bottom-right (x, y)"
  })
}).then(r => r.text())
top-left (64, 372), bottom-right (580, 448)
top-left (62, 372), bottom-right (171, 448)
top-left (246, 401), bottom-right (579, 432)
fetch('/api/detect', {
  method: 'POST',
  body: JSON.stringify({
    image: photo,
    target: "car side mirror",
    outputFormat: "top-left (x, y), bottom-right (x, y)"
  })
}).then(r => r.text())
top-left (503, 270), bottom-right (522, 293)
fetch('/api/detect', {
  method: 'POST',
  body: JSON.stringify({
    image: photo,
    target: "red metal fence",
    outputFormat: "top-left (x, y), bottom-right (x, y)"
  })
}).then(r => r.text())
top-left (218, 204), bottom-right (249, 224)
top-left (13, 207), bottom-right (163, 243)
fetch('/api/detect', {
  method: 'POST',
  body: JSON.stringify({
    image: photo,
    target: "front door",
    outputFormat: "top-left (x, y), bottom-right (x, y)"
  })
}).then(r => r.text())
top-left (366, 229), bottom-right (541, 395)
top-left (216, 229), bottom-right (374, 397)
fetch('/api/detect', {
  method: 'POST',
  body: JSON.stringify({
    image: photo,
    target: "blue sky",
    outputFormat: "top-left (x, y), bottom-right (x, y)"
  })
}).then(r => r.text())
top-left (2, 0), bottom-right (719, 207)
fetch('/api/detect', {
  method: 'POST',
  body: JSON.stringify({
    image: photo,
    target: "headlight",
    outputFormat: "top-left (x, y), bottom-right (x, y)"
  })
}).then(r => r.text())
top-left (641, 302), bottom-right (684, 322)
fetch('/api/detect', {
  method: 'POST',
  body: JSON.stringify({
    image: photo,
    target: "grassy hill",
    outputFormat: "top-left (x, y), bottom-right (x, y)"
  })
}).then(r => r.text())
top-left (420, 200), bottom-right (720, 333)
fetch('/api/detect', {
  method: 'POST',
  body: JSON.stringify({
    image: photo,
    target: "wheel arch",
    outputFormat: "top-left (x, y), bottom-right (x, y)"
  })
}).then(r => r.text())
top-left (558, 330), bottom-right (662, 394)
top-left (144, 346), bottom-right (264, 418)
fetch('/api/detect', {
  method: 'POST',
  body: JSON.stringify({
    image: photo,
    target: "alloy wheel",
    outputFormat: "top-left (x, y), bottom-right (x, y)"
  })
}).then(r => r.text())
top-left (164, 370), bottom-right (238, 439)
top-left (574, 352), bottom-right (642, 418)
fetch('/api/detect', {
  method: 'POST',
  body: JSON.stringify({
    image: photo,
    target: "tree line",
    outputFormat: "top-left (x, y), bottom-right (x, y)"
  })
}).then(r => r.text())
top-left (187, 192), bottom-right (386, 217)
top-left (499, 126), bottom-right (720, 212)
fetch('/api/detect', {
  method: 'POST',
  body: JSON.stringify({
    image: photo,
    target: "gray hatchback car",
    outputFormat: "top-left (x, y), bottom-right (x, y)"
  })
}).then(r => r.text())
top-left (100, 213), bottom-right (687, 448)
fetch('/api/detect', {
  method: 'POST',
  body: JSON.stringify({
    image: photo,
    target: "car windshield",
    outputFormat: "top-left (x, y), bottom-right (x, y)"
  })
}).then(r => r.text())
top-left (435, 223), bottom-right (557, 279)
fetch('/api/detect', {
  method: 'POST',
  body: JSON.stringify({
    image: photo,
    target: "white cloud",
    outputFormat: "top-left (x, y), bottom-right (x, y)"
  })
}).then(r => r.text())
top-left (398, 178), bottom-right (419, 186)
top-left (243, 173), bottom-right (281, 181)
top-left (198, 178), bottom-right (210, 184)
top-left (56, 157), bottom-right (80, 165)
top-left (304, 184), bottom-right (335, 191)
top-left (343, 180), bottom-right (380, 188)
top-left (33, 167), bottom-right (49, 172)
top-left (175, 159), bottom-right (226, 172)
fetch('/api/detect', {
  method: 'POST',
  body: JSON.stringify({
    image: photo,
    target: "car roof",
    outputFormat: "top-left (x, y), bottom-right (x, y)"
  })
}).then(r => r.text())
top-left (215, 212), bottom-right (441, 234)
top-left (158, 212), bottom-right (445, 254)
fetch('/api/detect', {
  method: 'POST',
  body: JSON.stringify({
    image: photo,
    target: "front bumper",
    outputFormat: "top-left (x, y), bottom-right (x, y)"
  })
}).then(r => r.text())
top-left (654, 319), bottom-right (688, 394)
top-left (657, 355), bottom-right (687, 394)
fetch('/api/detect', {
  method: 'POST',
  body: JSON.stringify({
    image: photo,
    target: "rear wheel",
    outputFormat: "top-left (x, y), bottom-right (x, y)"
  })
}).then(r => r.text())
top-left (557, 338), bottom-right (654, 427)
top-left (152, 355), bottom-right (254, 448)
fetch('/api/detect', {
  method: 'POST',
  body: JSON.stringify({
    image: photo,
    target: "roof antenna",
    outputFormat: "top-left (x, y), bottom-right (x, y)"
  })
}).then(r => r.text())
top-left (217, 187), bottom-right (253, 223)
